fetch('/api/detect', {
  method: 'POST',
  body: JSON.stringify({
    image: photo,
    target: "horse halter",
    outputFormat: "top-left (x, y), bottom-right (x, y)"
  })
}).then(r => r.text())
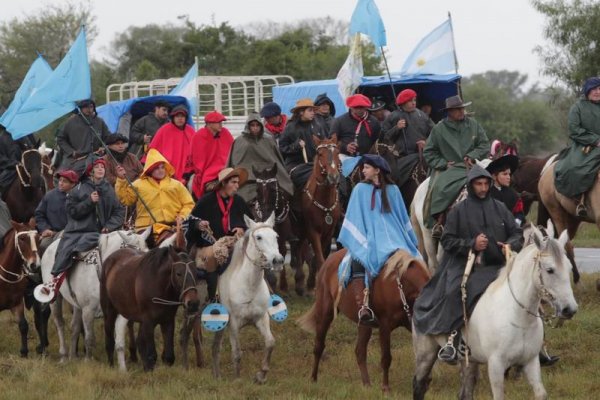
top-left (243, 225), bottom-right (275, 269)
top-left (0, 230), bottom-right (39, 284)
top-left (254, 177), bottom-right (289, 224)
top-left (152, 256), bottom-right (198, 307)
top-left (314, 143), bottom-right (341, 186)
top-left (16, 149), bottom-right (43, 188)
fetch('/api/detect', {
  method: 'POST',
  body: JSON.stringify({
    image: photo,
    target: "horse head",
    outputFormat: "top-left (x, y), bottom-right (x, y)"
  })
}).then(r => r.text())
top-left (490, 139), bottom-right (519, 160)
top-left (13, 220), bottom-right (41, 274)
top-left (167, 246), bottom-right (199, 314)
top-left (21, 149), bottom-right (45, 190)
top-left (243, 214), bottom-right (284, 271)
top-left (253, 163), bottom-right (279, 222)
top-left (312, 135), bottom-right (340, 186)
top-left (529, 224), bottom-right (578, 320)
top-left (115, 228), bottom-right (151, 252)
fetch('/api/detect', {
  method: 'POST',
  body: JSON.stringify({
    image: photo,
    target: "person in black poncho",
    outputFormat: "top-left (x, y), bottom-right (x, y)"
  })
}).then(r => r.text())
top-left (186, 167), bottom-right (252, 301)
top-left (486, 154), bottom-right (525, 226)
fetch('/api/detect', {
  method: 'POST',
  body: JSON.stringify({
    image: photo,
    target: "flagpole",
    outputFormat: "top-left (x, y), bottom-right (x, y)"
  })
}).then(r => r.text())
top-left (194, 56), bottom-right (199, 128)
top-left (448, 12), bottom-right (463, 97)
top-left (380, 46), bottom-right (399, 110)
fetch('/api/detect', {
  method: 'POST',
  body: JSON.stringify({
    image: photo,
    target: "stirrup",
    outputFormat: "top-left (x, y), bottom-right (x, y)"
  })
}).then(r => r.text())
top-left (431, 223), bottom-right (444, 239)
top-left (358, 305), bottom-right (376, 322)
top-left (576, 203), bottom-right (588, 218)
top-left (438, 331), bottom-right (458, 364)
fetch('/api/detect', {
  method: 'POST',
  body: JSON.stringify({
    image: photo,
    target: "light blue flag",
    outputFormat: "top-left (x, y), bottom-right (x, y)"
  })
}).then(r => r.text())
top-left (169, 61), bottom-right (198, 120)
top-left (0, 55), bottom-right (52, 128)
top-left (349, 0), bottom-right (387, 50)
top-left (400, 19), bottom-right (457, 76)
top-left (5, 28), bottom-right (91, 139)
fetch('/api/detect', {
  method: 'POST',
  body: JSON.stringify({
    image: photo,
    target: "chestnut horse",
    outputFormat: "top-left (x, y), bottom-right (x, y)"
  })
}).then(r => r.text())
top-left (298, 249), bottom-right (430, 393)
top-left (101, 245), bottom-right (200, 371)
top-left (290, 135), bottom-right (341, 296)
top-left (2, 149), bottom-right (46, 223)
top-left (252, 163), bottom-right (293, 293)
top-left (0, 220), bottom-right (41, 357)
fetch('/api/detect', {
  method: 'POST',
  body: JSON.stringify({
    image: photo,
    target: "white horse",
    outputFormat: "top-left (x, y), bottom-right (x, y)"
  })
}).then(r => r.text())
top-left (212, 213), bottom-right (284, 383)
top-left (412, 224), bottom-right (578, 400)
top-left (41, 229), bottom-right (150, 361)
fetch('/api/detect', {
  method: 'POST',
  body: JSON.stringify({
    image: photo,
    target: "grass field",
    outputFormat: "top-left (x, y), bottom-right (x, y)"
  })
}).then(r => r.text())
top-left (0, 270), bottom-right (599, 400)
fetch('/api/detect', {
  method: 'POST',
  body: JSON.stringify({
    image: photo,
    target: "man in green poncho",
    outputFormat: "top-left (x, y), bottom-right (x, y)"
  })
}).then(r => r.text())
top-left (423, 95), bottom-right (490, 238)
top-left (554, 77), bottom-right (600, 217)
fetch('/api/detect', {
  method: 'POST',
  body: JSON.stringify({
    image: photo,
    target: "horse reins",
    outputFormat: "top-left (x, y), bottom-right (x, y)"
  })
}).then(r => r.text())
top-left (152, 258), bottom-right (198, 307)
top-left (254, 177), bottom-right (290, 224)
top-left (0, 230), bottom-right (40, 284)
top-left (15, 149), bottom-right (44, 188)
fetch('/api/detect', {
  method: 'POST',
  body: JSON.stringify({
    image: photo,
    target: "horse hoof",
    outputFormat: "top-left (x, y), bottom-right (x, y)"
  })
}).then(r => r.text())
top-left (295, 287), bottom-right (305, 297)
top-left (382, 386), bottom-right (390, 395)
top-left (254, 372), bottom-right (267, 385)
top-left (596, 278), bottom-right (600, 292)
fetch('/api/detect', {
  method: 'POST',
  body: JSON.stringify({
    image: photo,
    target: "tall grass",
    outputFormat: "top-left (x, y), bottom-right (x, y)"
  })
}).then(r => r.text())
top-left (0, 272), bottom-right (598, 400)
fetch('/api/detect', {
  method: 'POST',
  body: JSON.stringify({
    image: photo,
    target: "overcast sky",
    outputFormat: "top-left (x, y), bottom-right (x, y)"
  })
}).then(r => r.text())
top-left (3, 0), bottom-right (551, 85)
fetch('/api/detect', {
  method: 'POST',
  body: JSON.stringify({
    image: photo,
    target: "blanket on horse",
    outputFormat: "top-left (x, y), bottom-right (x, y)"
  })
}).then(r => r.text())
top-left (338, 182), bottom-right (420, 281)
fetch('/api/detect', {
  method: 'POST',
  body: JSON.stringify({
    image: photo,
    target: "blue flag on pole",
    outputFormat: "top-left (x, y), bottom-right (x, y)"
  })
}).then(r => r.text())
top-left (349, 0), bottom-right (387, 50)
top-left (4, 27), bottom-right (91, 139)
top-left (0, 55), bottom-right (53, 129)
top-left (169, 61), bottom-right (198, 122)
top-left (399, 19), bottom-right (457, 76)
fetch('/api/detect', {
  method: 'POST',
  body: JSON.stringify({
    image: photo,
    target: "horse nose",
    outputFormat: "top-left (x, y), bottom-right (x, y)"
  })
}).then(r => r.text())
top-left (561, 304), bottom-right (577, 319)
top-left (186, 299), bottom-right (200, 314)
top-left (272, 255), bottom-right (284, 269)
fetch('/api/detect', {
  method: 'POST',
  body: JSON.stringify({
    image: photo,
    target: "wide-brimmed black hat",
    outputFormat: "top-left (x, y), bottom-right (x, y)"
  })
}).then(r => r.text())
top-left (441, 95), bottom-right (472, 110)
top-left (368, 99), bottom-right (386, 112)
top-left (486, 154), bottom-right (519, 174)
top-left (105, 133), bottom-right (129, 145)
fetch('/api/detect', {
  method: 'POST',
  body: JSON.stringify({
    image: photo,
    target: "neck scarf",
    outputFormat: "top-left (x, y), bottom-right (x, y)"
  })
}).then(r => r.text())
top-left (216, 194), bottom-right (234, 233)
top-left (351, 112), bottom-right (372, 138)
top-left (265, 114), bottom-right (288, 136)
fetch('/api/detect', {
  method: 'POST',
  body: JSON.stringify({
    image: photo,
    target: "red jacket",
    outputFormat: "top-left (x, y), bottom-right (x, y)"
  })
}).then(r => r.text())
top-left (191, 126), bottom-right (234, 198)
top-left (147, 122), bottom-right (195, 183)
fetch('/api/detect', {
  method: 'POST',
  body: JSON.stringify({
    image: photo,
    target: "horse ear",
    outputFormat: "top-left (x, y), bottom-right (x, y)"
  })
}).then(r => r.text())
top-left (266, 212), bottom-right (275, 227)
top-left (312, 135), bottom-right (321, 145)
top-left (330, 133), bottom-right (338, 145)
top-left (272, 162), bottom-right (277, 174)
top-left (557, 229), bottom-right (570, 248)
top-left (139, 226), bottom-right (152, 242)
top-left (244, 214), bottom-right (256, 229)
top-left (28, 217), bottom-right (36, 229)
top-left (531, 225), bottom-right (544, 250)
top-left (545, 219), bottom-right (555, 239)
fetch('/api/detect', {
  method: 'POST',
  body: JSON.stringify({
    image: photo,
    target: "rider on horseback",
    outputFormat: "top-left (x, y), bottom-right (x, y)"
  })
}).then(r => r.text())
top-left (338, 154), bottom-right (420, 326)
top-left (0, 129), bottom-right (38, 195)
top-left (413, 165), bottom-right (523, 364)
top-left (185, 167), bottom-right (252, 302)
top-left (423, 95), bottom-right (490, 239)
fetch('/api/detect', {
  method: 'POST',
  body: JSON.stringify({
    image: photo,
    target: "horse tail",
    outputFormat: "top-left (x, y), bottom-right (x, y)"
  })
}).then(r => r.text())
top-left (297, 303), bottom-right (318, 333)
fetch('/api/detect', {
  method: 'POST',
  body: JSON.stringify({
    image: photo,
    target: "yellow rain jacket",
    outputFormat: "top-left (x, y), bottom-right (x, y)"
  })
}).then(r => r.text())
top-left (116, 149), bottom-right (194, 236)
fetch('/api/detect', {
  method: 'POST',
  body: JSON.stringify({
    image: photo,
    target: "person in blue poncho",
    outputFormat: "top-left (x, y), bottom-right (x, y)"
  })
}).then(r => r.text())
top-left (338, 154), bottom-right (420, 326)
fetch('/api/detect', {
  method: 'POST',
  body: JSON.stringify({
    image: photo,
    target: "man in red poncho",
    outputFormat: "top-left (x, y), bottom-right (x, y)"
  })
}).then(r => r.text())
top-left (147, 104), bottom-right (194, 183)
top-left (191, 110), bottom-right (234, 199)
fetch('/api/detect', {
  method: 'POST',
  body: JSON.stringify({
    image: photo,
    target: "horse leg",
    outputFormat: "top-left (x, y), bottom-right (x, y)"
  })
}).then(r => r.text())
top-left (81, 306), bottom-right (96, 359)
top-left (103, 306), bottom-right (118, 367)
top-left (180, 314), bottom-right (203, 369)
top-left (228, 319), bottom-right (243, 378)
top-left (565, 218), bottom-right (581, 283)
top-left (310, 295), bottom-right (335, 382)
top-left (378, 323), bottom-right (392, 394)
top-left (487, 356), bottom-right (507, 400)
top-left (34, 300), bottom-right (51, 355)
top-left (355, 325), bottom-right (373, 386)
top-left (114, 315), bottom-right (129, 372)
top-left (254, 314), bottom-right (275, 384)
top-left (290, 239), bottom-right (306, 296)
top-left (179, 316), bottom-right (191, 369)
top-left (69, 308), bottom-right (83, 359)
top-left (459, 360), bottom-right (480, 400)
top-left (138, 321), bottom-right (157, 371)
top-left (11, 302), bottom-right (28, 357)
top-left (306, 232), bottom-right (325, 293)
top-left (127, 321), bottom-right (138, 362)
top-left (412, 332), bottom-right (439, 400)
top-left (193, 315), bottom-right (204, 368)
top-left (212, 329), bottom-right (225, 378)
top-left (278, 232), bottom-right (289, 293)
top-left (522, 357), bottom-right (547, 400)
top-left (51, 297), bottom-right (68, 362)
top-left (160, 319), bottom-right (176, 366)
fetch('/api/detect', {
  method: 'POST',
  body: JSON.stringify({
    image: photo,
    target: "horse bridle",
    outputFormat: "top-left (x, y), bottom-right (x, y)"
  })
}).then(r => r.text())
top-left (0, 230), bottom-right (39, 284)
top-left (152, 256), bottom-right (198, 307)
top-left (314, 143), bottom-right (341, 187)
top-left (242, 226), bottom-right (274, 269)
top-left (254, 177), bottom-right (289, 224)
top-left (16, 149), bottom-right (44, 188)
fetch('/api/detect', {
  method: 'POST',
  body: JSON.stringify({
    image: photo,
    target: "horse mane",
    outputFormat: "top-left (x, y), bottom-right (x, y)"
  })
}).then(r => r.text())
top-left (487, 247), bottom-right (523, 292)
top-left (226, 232), bottom-right (249, 273)
top-left (138, 247), bottom-right (171, 270)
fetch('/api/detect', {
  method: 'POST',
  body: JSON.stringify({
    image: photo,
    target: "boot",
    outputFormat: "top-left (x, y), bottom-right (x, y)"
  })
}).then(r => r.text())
top-left (205, 270), bottom-right (219, 303)
top-left (539, 346), bottom-right (560, 367)
top-left (351, 279), bottom-right (378, 328)
top-left (38, 272), bottom-right (66, 303)
top-left (431, 214), bottom-right (445, 239)
top-left (576, 193), bottom-right (588, 218)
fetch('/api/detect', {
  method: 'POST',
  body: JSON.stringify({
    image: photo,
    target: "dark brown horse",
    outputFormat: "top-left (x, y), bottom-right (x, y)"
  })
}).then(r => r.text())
top-left (2, 149), bottom-right (46, 223)
top-left (252, 163), bottom-right (293, 293)
top-left (290, 135), bottom-right (341, 296)
top-left (298, 249), bottom-right (430, 393)
top-left (101, 245), bottom-right (200, 371)
top-left (0, 220), bottom-right (41, 357)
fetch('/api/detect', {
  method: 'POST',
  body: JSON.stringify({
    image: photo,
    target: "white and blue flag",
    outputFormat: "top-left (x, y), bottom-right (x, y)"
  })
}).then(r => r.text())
top-left (169, 61), bottom-right (198, 120)
top-left (400, 19), bottom-right (457, 76)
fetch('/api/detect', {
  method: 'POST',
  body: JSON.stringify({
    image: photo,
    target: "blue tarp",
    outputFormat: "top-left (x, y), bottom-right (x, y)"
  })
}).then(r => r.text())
top-left (96, 95), bottom-right (193, 133)
top-left (272, 74), bottom-right (461, 122)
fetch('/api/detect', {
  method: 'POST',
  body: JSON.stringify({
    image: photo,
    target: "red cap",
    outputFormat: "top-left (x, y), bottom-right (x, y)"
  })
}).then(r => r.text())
top-left (204, 111), bottom-right (227, 123)
top-left (396, 89), bottom-right (417, 105)
top-left (345, 94), bottom-right (372, 108)
top-left (85, 158), bottom-right (107, 176)
top-left (55, 169), bottom-right (79, 183)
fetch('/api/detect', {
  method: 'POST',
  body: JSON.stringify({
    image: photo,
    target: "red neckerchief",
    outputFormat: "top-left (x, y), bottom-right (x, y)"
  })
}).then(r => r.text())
top-left (264, 114), bottom-right (288, 136)
top-left (371, 183), bottom-right (381, 210)
top-left (351, 112), bottom-right (372, 138)
top-left (216, 194), bottom-right (234, 232)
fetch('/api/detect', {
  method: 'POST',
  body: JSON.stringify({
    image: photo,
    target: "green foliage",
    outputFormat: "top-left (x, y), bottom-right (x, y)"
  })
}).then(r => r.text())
top-left (462, 70), bottom-right (567, 154)
top-left (0, 2), bottom-right (96, 108)
top-left (533, 0), bottom-right (600, 91)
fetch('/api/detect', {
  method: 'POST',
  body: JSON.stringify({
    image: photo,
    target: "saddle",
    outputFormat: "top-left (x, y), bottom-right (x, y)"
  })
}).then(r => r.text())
top-left (193, 235), bottom-right (239, 273)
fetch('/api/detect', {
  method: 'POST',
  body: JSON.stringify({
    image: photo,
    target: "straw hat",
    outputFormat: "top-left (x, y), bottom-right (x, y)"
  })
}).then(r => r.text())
top-left (216, 167), bottom-right (248, 188)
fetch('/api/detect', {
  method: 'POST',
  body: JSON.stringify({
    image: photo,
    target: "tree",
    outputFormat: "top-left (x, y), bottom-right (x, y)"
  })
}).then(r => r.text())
top-left (0, 2), bottom-right (96, 108)
top-left (533, 0), bottom-right (600, 91)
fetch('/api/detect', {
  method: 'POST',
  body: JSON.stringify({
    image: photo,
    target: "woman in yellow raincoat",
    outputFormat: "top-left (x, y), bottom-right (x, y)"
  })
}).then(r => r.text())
top-left (115, 148), bottom-right (194, 242)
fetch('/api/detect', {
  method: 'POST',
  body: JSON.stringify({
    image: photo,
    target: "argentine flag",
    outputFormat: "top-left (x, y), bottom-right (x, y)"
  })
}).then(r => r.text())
top-left (170, 61), bottom-right (198, 121)
top-left (400, 19), bottom-right (457, 76)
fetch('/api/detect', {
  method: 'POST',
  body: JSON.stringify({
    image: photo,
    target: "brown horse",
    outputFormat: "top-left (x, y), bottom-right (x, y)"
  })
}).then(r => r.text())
top-left (298, 249), bottom-right (430, 393)
top-left (2, 149), bottom-right (46, 223)
top-left (538, 162), bottom-right (589, 283)
top-left (101, 246), bottom-right (200, 371)
top-left (0, 220), bottom-right (41, 357)
top-left (290, 135), bottom-right (341, 296)
top-left (252, 163), bottom-right (293, 293)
